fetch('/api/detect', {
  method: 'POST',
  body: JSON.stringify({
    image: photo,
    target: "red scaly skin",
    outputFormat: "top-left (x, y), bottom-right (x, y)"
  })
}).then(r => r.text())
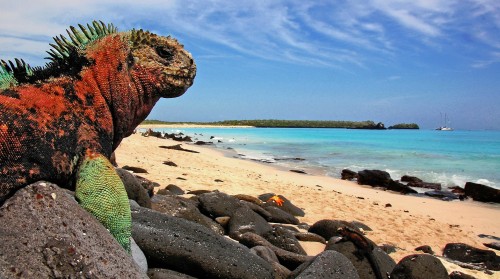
top-left (0, 30), bottom-right (196, 204)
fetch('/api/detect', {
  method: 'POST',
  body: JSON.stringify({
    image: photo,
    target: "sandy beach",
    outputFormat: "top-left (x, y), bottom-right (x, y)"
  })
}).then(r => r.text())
top-left (115, 128), bottom-right (500, 278)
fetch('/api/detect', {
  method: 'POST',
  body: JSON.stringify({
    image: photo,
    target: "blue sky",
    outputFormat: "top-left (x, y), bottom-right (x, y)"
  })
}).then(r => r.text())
top-left (1, 1), bottom-right (499, 130)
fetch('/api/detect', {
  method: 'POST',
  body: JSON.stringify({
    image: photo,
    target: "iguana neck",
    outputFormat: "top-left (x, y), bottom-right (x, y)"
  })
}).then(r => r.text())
top-left (80, 34), bottom-right (161, 149)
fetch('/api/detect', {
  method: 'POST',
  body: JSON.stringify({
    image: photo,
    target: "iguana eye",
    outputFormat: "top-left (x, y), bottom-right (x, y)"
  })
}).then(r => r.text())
top-left (155, 46), bottom-right (173, 60)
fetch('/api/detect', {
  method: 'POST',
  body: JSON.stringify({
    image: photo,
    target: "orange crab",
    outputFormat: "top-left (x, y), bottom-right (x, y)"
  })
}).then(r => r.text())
top-left (267, 195), bottom-right (284, 206)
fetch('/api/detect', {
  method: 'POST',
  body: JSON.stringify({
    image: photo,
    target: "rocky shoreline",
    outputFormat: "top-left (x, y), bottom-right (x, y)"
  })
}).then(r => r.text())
top-left (1, 175), bottom-right (498, 278)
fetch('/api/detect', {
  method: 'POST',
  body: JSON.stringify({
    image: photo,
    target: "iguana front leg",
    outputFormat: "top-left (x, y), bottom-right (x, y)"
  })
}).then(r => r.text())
top-left (75, 151), bottom-right (131, 253)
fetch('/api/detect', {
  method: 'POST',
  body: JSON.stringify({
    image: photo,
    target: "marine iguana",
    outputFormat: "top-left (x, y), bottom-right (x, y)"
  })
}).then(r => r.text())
top-left (0, 21), bottom-right (196, 252)
top-left (338, 226), bottom-right (386, 279)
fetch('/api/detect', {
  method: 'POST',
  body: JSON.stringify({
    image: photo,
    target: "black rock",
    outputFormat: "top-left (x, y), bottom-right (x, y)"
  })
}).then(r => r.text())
top-left (484, 242), bottom-right (500, 251)
top-left (401, 175), bottom-right (423, 184)
top-left (159, 144), bottom-right (199, 153)
top-left (390, 254), bottom-right (448, 279)
top-left (122, 165), bottom-right (149, 173)
top-left (326, 239), bottom-right (396, 279)
top-left (308, 219), bottom-right (358, 240)
top-left (351, 220), bottom-right (373, 231)
top-left (163, 160), bottom-right (178, 167)
top-left (258, 193), bottom-right (305, 217)
top-left (116, 168), bottom-right (152, 208)
top-left (341, 169), bottom-right (358, 181)
top-left (290, 169), bottom-right (307, 174)
top-left (294, 232), bottom-right (327, 244)
top-left (262, 226), bottom-right (307, 255)
top-left (263, 204), bottom-right (300, 225)
top-left (464, 182), bottom-right (500, 203)
top-left (449, 271), bottom-right (479, 279)
top-left (239, 232), bottom-right (313, 270)
top-left (147, 268), bottom-right (198, 279)
top-left (387, 180), bottom-right (418, 194)
top-left (443, 243), bottom-right (500, 271)
top-left (250, 246), bottom-right (291, 279)
top-left (228, 206), bottom-right (273, 240)
top-left (132, 205), bottom-right (275, 279)
top-left (165, 184), bottom-right (185, 195)
top-left (407, 181), bottom-right (442, 190)
top-left (357, 169), bottom-right (392, 187)
top-left (292, 250), bottom-right (360, 279)
top-left (198, 191), bottom-right (243, 218)
top-left (0, 182), bottom-right (145, 278)
top-left (240, 200), bottom-right (272, 220)
top-left (424, 190), bottom-right (459, 200)
top-left (415, 245), bottom-right (435, 254)
top-left (151, 194), bottom-right (224, 235)
top-left (134, 175), bottom-right (159, 197)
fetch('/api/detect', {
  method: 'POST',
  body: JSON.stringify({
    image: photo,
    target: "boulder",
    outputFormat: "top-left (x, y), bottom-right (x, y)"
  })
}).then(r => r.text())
top-left (390, 254), bottom-right (448, 279)
top-left (262, 226), bottom-right (307, 255)
top-left (133, 175), bottom-right (159, 197)
top-left (0, 181), bottom-right (145, 278)
top-left (401, 175), bottom-right (423, 184)
top-left (294, 232), bottom-right (327, 244)
top-left (308, 219), bottom-right (358, 240)
top-left (116, 168), bottom-right (152, 208)
top-left (424, 190), bottom-right (459, 200)
top-left (198, 191), bottom-right (244, 217)
top-left (449, 271), bottom-right (479, 279)
top-left (131, 205), bottom-right (275, 279)
top-left (259, 193), bottom-right (305, 217)
top-left (341, 169), bottom-right (358, 181)
top-left (357, 169), bottom-right (392, 187)
top-left (151, 194), bottom-right (224, 235)
top-left (387, 180), bottom-right (418, 194)
top-left (228, 206), bottom-right (273, 240)
top-left (443, 243), bottom-right (499, 271)
top-left (407, 181), bottom-right (442, 190)
top-left (165, 184), bottom-right (185, 195)
top-left (292, 250), bottom-right (360, 279)
top-left (147, 268), bottom-right (198, 279)
top-left (263, 204), bottom-right (300, 225)
top-left (464, 182), bottom-right (500, 203)
top-left (326, 239), bottom-right (396, 279)
top-left (250, 246), bottom-right (291, 279)
top-left (239, 232), bottom-right (313, 270)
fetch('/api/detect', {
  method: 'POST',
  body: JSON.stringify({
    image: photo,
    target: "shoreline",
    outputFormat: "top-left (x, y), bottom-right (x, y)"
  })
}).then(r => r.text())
top-left (115, 132), bottom-right (499, 278)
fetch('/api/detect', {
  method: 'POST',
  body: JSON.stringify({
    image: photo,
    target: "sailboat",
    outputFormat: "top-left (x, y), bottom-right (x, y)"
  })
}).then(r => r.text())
top-left (436, 113), bottom-right (453, 131)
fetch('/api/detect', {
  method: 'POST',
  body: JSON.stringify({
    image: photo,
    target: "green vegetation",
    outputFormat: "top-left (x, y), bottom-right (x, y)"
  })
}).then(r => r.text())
top-left (142, 119), bottom-right (392, 129)
top-left (388, 123), bottom-right (420, 129)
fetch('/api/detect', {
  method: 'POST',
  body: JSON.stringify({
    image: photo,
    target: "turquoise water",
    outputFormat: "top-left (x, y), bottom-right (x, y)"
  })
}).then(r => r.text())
top-left (147, 128), bottom-right (500, 189)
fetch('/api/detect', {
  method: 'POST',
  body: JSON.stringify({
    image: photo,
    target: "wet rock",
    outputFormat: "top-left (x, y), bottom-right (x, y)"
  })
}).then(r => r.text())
top-left (228, 206), bottom-right (273, 240)
top-left (401, 175), bottom-right (423, 184)
top-left (424, 190), bottom-right (459, 200)
top-left (132, 205), bottom-right (274, 279)
top-left (357, 169), bottom-right (392, 187)
top-left (464, 182), bottom-right (500, 203)
top-left (239, 232), bottom-right (313, 270)
top-left (407, 181), bottom-right (442, 190)
top-left (341, 169), bottom-right (358, 181)
top-left (151, 194), bottom-right (224, 235)
top-left (308, 219), bottom-right (358, 240)
top-left (0, 182), bottom-right (145, 278)
top-left (387, 180), bottom-right (418, 194)
top-left (262, 226), bottom-right (307, 255)
top-left (263, 204), bottom-right (300, 225)
top-left (443, 243), bottom-right (500, 271)
top-left (390, 254), bottom-right (448, 279)
top-left (292, 250), bottom-right (360, 279)
top-left (449, 186), bottom-right (466, 195)
top-left (326, 239), bottom-right (396, 279)
top-left (195, 140), bottom-right (213, 145)
top-left (147, 268), bottom-right (199, 279)
top-left (116, 168), bottom-right (152, 208)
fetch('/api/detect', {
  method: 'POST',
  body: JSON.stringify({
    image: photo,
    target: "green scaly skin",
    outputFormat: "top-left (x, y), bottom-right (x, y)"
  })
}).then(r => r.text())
top-left (75, 153), bottom-right (131, 252)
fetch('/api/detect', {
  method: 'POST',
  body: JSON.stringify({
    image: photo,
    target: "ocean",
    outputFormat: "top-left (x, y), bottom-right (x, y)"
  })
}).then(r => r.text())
top-left (145, 127), bottom-right (500, 190)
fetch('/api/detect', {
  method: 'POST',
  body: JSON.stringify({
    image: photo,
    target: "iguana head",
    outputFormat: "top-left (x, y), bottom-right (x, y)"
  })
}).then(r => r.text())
top-left (126, 29), bottom-right (196, 98)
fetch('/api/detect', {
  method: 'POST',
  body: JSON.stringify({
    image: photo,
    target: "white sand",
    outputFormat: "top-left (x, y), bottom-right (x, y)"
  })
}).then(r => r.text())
top-left (115, 132), bottom-right (500, 278)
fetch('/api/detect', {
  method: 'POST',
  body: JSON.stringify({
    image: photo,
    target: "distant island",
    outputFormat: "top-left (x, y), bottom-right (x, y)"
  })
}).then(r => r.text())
top-left (142, 119), bottom-right (419, 130)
